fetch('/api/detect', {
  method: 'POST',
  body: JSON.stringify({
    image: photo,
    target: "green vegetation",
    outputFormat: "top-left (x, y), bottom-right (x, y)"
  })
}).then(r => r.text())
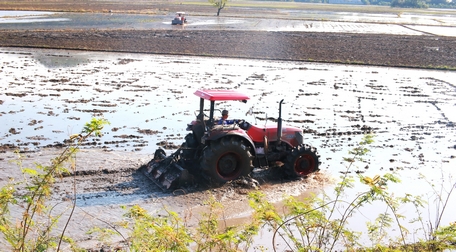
top-left (2, 127), bottom-right (455, 251)
top-left (118, 197), bottom-right (260, 251)
top-left (0, 118), bottom-right (109, 251)
top-left (253, 0), bottom-right (454, 9)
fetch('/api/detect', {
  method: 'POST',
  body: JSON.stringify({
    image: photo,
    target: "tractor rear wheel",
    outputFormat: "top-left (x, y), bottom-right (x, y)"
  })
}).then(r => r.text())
top-left (201, 137), bottom-right (253, 186)
top-left (285, 144), bottom-right (320, 178)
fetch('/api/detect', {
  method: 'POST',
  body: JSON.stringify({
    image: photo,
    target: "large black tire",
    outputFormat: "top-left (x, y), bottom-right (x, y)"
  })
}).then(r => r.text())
top-left (285, 144), bottom-right (320, 178)
top-left (201, 137), bottom-right (253, 186)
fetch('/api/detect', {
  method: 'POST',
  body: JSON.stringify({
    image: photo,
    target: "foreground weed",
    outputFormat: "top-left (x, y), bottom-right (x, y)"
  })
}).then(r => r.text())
top-left (249, 134), bottom-right (455, 251)
top-left (194, 195), bottom-right (259, 251)
top-left (0, 118), bottom-right (109, 252)
top-left (122, 205), bottom-right (191, 251)
top-left (115, 195), bottom-right (259, 252)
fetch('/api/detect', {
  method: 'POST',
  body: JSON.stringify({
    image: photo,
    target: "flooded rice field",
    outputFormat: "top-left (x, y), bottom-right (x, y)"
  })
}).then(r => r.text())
top-left (2, 10), bottom-right (456, 36)
top-left (1, 47), bottom-right (455, 159)
top-left (1, 47), bottom-right (455, 249)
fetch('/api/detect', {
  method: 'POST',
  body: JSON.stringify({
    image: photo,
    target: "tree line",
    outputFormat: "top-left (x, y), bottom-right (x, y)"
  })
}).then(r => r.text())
top-left (249, 0), bottom-right (456, 8)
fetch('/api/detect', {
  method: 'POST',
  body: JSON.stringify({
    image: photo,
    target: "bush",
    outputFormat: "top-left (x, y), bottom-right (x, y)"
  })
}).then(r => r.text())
top-left (0, 118), bottom-right (109, 252)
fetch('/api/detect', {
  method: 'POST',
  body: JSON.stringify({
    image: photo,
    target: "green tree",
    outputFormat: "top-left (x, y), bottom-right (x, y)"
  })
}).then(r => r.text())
top-left (208, 0), bottom-right (228, 16)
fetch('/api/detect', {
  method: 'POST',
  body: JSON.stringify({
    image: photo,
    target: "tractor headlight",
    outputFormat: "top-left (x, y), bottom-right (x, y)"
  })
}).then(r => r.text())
top-left (295, 131), bottom-right (304, 145)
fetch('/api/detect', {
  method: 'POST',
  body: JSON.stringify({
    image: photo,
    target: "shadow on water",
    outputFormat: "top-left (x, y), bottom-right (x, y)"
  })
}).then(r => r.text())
top-left (35, 52), bottom-right (91, 68)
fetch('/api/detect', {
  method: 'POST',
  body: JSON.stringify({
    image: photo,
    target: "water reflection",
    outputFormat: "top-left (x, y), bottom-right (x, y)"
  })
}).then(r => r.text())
top-left (0, 10), bottom-right (69, 23)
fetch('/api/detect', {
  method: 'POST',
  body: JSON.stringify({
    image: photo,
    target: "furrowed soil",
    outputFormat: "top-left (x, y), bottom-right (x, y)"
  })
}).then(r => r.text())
top-left (2, 29), bottom-right (456, 68)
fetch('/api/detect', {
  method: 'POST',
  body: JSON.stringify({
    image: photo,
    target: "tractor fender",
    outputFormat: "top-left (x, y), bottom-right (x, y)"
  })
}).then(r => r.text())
top-left (279, 130), bottom-right (305, 148)
top-left (206, 129), bottom-right (256, 155)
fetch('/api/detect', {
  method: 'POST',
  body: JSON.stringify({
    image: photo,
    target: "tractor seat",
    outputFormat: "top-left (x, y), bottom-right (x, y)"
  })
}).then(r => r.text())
top-left (212, 124), bottom-right (240, 131)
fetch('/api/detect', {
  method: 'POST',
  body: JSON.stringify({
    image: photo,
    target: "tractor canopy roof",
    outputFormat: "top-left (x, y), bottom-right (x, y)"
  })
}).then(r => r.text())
top-left (194, 89), bottom-right (250, 102)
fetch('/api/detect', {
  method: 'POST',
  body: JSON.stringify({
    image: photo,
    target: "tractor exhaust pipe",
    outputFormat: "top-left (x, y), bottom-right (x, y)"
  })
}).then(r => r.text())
top-left (277, 99), bottom-right (284, 145)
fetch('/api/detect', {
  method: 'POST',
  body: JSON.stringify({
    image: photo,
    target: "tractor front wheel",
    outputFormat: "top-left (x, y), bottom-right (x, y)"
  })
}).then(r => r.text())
top-left (285, 144), bottom-right (320, 178)
top-left (201, 137), bottom-right (253, 186)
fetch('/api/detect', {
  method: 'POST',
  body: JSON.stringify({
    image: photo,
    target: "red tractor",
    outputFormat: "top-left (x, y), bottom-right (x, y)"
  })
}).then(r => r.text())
top-left (171, 12), bottom-right (187, 25)
top-left (144, 89), bottom-right (320, 190)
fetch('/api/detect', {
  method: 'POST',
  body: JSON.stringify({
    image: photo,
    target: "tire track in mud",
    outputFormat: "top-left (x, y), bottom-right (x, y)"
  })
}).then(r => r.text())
top-left (400, 24), bottom-right (439, 36)
top-left (54, 167), bottom-right (163, 207)
top-left (47, 153), bottom-right (326, 210)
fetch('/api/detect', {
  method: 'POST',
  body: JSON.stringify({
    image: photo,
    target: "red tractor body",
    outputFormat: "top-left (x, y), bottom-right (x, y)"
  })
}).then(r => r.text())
top-left (246, 124), bottom-right (303, 148)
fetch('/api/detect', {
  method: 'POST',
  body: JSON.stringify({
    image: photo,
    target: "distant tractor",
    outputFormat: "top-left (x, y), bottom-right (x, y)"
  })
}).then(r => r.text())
top-left (171, 12), bottom-right (187, 25)
top-left (143, 89), bottom-right (320, 190)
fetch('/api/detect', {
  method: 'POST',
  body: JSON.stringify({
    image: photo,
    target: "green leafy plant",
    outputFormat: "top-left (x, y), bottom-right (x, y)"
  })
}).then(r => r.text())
top-left (108, 195), bottom-right (260, 252)
top-left (0, 118), bottom-right (109, 252)
top-left (193, 195), bottom-right (259, 251)
top-left (123, 204), bottom-right (192, 251)
top-left (248, 134), bottom-right (455, 251)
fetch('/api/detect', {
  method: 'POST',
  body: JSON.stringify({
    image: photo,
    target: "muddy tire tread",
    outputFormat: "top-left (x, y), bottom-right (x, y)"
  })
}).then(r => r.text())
top-left (201, 136), bottom-right (253, 186)
top-left (285, 144), bottom-right (320, 178)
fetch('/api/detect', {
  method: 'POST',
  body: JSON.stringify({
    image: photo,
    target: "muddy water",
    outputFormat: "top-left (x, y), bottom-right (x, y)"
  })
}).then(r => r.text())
top-left (1, 47), bottom-right (455, 248)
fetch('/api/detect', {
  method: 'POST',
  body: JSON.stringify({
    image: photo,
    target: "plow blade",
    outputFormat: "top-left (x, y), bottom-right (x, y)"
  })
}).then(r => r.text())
top-left (143, 149), bottom-right (192, 191)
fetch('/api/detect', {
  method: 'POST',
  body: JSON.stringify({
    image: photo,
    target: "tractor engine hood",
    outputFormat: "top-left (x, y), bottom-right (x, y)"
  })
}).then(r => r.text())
top-left (246, 124), bottom-right (304, 147)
